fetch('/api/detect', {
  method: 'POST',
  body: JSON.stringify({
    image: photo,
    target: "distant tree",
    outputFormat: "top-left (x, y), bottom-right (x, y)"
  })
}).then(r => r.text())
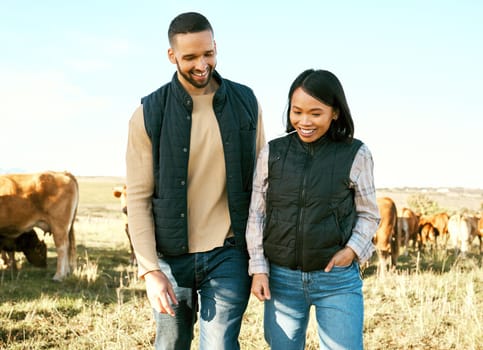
top-left (407, 194), bottom-right (443, 216)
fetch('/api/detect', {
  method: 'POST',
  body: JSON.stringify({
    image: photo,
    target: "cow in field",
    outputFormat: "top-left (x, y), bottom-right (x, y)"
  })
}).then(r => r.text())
top-left (464, 214), bottom-right (481, 253)
top-left (0, 229), bottom-right (47, 269)
top-left (397, 207), bottom-right (419, 255)
top-left (373, 197), bottom-right (399, 275)
top-left (0, 171), bottom-right (78, 280)
top-left (430, 212), bottom-right (449, 248)
top-left (447, 213), bottom-right (476, 255)
top-left (417, 222), bottom-right (439, 251)
top-left (113, 185), bottom-right (136, 266)
top-left (477, 215), bottom-right (483, 253)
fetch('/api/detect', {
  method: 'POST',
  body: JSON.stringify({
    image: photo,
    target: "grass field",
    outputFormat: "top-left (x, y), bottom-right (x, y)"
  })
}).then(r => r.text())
top-left (0, 177), bottom-right (482, 349)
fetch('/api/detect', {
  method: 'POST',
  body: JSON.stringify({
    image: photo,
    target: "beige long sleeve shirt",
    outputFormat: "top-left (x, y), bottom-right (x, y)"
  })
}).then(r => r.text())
top-left (126, 92), bottom-right (265, 277)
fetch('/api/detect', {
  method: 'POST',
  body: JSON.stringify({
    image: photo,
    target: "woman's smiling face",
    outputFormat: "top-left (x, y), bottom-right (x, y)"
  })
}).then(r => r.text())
top-left (289, 87), bottom-right (338, 143)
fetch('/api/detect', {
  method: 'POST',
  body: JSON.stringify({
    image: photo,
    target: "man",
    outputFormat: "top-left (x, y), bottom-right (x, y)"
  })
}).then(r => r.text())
top-left (126, 12), bottom-right (265, 350)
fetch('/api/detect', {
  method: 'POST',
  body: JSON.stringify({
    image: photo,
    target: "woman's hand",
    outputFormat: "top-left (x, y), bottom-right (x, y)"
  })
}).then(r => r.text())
top-left (324, 246), bottom-right (356, 272)
top-left (251, 273), bottom-right (271, 301)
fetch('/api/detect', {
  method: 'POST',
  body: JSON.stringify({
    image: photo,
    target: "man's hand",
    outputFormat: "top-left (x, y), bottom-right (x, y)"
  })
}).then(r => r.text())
top-left (144, 270), bottom-right (178, 316)
top-left (251, 273), bottom-right (271, 301)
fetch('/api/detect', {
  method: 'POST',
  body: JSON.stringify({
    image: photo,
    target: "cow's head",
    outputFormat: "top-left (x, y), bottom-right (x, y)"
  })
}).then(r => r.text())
top-left (113, 185), bottom-right (128, 215)
top-left (15, 230), bottom-right (47, 267)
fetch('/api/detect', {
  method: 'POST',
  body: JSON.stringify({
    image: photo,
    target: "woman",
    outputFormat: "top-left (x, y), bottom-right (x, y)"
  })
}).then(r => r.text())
top-left (246, 69), bottom-right (380, 349)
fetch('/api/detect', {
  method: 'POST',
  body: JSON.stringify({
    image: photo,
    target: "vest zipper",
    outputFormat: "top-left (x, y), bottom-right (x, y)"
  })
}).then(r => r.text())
top-left (296, 143), bottom-right (314, 269)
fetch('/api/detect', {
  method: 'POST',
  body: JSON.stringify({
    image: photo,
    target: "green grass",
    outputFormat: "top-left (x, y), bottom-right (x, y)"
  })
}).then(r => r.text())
top-left (1, 178), bottom-right (482, 349)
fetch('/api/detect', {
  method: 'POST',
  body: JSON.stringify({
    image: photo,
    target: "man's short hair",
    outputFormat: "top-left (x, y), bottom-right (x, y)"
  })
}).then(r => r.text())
top-left (168, 12), bottom-right (213, 46)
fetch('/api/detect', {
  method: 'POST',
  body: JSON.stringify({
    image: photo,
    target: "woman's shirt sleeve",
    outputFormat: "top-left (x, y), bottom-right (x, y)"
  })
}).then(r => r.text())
top-left (246, 143), bottom-right (270, 275)
top-left (346, 143), bottom-right (380, 264)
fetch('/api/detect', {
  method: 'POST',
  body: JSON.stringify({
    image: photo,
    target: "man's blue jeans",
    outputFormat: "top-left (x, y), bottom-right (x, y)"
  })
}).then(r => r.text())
top-left (265, 261), bottom-right (364, 350)
top-left (153, 238), bottom-right (251, 350)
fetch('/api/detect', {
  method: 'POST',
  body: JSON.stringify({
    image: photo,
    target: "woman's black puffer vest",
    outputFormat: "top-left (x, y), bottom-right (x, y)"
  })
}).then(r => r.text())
top-left (264, 133), bottom-right (362, 271)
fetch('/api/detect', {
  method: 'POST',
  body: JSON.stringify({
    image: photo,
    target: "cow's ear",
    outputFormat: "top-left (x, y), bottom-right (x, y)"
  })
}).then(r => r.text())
top-left (113, 191), bottom-right (121, 198)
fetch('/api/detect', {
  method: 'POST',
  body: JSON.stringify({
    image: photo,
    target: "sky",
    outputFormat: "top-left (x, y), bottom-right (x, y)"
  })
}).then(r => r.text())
top-left (1, 1), bottom-right (482, 189)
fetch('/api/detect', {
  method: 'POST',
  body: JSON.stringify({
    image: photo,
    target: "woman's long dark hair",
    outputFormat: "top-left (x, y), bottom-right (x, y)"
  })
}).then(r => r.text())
top-left (285, 69), bottom-right (354, 142)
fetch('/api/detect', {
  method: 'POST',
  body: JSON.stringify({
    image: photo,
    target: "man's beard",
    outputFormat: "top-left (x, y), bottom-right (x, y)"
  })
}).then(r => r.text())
top-left (177, 62), bottom-right (213, 89)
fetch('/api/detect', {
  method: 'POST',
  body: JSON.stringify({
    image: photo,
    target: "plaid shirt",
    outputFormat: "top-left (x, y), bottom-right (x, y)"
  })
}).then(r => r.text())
top-left (246, 142), bottom-right (380, 275)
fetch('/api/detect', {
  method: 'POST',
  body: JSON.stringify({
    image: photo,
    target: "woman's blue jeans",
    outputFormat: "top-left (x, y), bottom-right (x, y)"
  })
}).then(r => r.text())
top-left (265, 261), bottom-right (364, 350)
top-left (153, 238), bottom-right (251, 350)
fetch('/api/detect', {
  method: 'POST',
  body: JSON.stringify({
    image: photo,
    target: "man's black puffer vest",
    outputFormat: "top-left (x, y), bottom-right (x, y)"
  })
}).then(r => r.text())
top-left (264, 132), bottom-right (362, 271)
top-left (142, 71), bottom-right (258, 256)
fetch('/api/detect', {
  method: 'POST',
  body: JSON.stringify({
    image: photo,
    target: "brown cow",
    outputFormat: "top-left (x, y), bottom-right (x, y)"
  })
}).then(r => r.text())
top-left (373, 197), bottom-right (399, 275)
top-left (397, 207), bottom-right (419, 255)
top-left (417, 222), bottom-right (439, 251)
top-left (0, 229), bottom-right (47, 269)
top-left (0, 171), bottom-right (78, 280)
top-left (465, 214), bottom-right (481, 253)
top-left (418, 212), bottom-right (450, 249)
top-left (430, 212), bottom-right (449, 248)
top-left (113, 185), bottom-right (136, 266)
top-left (477, 215), bottom-right (483, 253)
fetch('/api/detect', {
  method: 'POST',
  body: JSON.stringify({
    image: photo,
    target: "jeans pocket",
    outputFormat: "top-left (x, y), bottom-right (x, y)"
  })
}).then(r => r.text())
top-left (332, 260), bottom-right (354, 269)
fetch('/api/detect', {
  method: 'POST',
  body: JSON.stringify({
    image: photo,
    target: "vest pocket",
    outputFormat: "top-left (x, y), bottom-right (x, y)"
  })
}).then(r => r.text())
top-left (151, 196), bottom-right (187, 254)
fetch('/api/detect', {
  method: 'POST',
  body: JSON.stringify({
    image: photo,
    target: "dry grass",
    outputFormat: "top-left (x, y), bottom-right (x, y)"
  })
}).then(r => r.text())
top-left (0, 177), bottom-right (482, 349)
top-left (363, 256), bottom-right (482, 350)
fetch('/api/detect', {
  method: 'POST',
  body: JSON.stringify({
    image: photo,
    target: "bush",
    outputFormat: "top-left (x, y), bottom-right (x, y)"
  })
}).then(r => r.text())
top-left (407, 194), bottom-right (444, 216)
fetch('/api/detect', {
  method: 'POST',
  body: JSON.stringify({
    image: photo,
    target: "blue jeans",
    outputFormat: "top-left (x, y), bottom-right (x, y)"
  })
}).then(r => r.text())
top-left (265, 262), bottom-right (363, 350)
top-left (153, 238), bottom-right (251, 350)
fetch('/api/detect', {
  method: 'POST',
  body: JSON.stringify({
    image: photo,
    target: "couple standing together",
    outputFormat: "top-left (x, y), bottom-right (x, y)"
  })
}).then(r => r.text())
top-left (126, 11), bottom-right (380, 350)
